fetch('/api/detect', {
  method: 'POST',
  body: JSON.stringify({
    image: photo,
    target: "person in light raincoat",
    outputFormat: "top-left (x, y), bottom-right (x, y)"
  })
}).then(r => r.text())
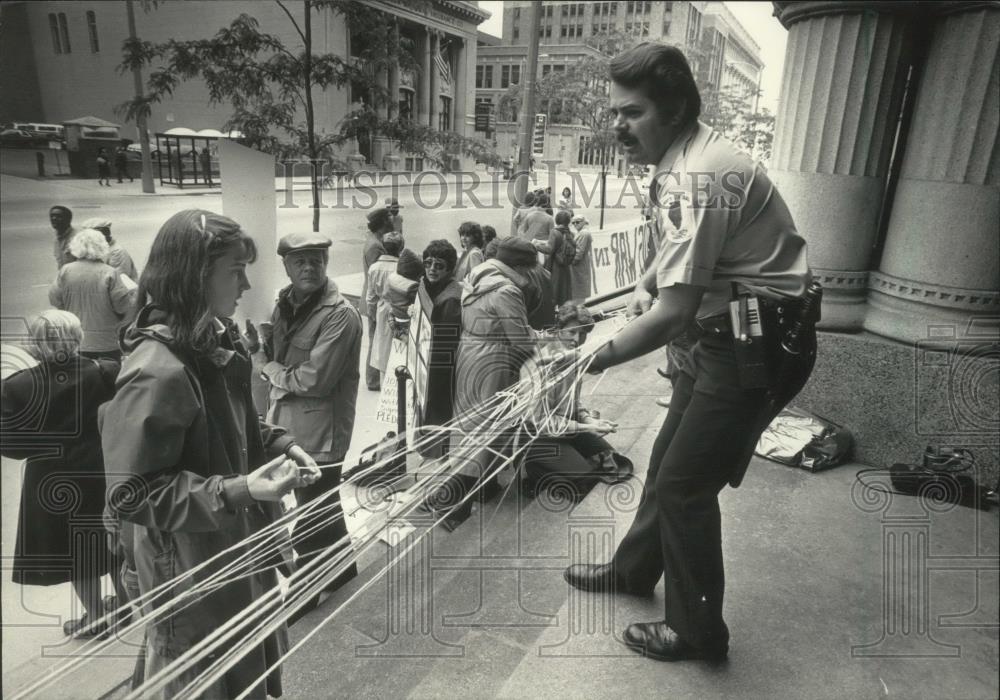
top-left (366, 232), bottom-right (403, 377)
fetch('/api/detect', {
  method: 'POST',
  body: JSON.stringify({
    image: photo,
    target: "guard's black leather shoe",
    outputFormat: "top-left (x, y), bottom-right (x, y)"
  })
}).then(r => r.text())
top-left (563, 563), bottom-right (652, 595)
top-left (622, 621), bottom-right (729, 662)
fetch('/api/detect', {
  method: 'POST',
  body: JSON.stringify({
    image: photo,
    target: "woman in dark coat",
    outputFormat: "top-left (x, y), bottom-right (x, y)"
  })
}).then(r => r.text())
top-left (1, 309), bottom-right (119, 638)
top-left (100, 209), bottom-right (321, 699)
top-left (424, 238), bottom-right (543, 529)
top-left (417, 240), bottom-right (463, 456)
top-left (532, 209), bottom-right (575, 306)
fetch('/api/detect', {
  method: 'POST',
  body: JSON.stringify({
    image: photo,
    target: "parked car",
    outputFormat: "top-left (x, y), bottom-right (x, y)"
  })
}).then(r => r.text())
top-left (12, 122), bottom-right (65, 145)
top-left (0, 129), bottom-right (35, 147)
top-left (126, 141), bottom-right (161, 157)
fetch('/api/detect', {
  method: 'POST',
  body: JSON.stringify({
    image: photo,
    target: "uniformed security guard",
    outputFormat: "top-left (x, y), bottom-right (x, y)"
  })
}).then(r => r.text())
top-left (563, 43), bottom-right (819, 662)
top-left (260, 232), bottom-right (363, 611)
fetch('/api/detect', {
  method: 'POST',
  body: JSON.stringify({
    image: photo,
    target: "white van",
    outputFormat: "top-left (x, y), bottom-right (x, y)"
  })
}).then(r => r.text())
top-left (12, 123), bottom-right (66, 142)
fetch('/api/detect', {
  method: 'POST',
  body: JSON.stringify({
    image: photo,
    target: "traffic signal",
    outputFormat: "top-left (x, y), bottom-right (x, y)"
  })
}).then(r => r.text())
top-left (531, 114), bottom-right (547, 156)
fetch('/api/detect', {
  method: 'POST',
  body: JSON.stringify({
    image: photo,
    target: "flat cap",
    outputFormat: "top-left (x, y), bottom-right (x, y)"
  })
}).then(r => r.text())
top-left (277, 232), bottom-right (332, 256)
top-left (80, 217), bottom-right (112, 229)
top-left (496, 236), bottom-right (537, 268)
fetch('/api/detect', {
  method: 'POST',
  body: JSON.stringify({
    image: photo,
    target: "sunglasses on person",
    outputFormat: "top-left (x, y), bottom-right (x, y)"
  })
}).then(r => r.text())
top-left (423, 260), bottom-right (448, 271)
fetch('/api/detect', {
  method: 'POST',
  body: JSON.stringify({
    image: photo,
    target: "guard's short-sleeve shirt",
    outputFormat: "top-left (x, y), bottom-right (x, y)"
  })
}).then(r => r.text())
top-left (649, 121), bottom-right (811, 318)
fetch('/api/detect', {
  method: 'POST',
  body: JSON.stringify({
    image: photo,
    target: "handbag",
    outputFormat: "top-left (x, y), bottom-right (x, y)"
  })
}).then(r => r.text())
top-left (755, 406), bottom-right (853, 472)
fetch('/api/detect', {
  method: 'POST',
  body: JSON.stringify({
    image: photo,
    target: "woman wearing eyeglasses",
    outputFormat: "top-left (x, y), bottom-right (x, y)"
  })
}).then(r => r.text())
top-left (418, 240), bottom-right (463, 455)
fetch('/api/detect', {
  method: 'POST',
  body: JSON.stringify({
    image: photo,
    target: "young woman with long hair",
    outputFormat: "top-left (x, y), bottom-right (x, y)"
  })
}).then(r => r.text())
top-left (100, 209), bottom-right (320, 698)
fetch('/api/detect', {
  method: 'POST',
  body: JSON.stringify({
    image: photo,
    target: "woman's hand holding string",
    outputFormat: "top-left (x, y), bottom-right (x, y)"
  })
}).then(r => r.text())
top-left (579, 417), bottom-right (618, 436)
top-left (286, 444), bottom-right (318, 471)
top-left (247, 454), bottom-right (320, 502)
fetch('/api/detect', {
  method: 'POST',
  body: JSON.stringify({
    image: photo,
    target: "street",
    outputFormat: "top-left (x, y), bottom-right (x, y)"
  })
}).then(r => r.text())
top-left (0, 162), bottom-right (645, 324)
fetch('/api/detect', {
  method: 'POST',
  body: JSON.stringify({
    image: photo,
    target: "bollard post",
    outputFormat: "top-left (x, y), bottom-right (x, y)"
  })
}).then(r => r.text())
top-left (36, 151), bottom-right (45, 177)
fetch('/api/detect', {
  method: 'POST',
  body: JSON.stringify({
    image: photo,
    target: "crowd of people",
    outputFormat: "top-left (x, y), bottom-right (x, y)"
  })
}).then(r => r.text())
top-left (2, 41), bottom-right (821, 692)
top-left (353, 193), bottom-right (632, 532)
top-left (2, 195), bottom-right (620, 696)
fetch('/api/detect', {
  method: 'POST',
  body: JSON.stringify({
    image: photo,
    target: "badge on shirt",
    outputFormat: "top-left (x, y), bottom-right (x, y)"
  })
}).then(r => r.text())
top-left (661, 191), bottom-right (692, 243)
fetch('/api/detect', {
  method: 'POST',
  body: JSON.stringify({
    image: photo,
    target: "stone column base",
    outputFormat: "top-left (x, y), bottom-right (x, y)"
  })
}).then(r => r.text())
top-left (863, 270), bottom-right (1000, 345)
top-left (346, 153), bottom-right (366, 172)
top-left (383, 153), bottom-right (402, 172)
top-left (812, 268), bottom-right (870, 331)
top-left (371, 137), bottom-right (393, 171)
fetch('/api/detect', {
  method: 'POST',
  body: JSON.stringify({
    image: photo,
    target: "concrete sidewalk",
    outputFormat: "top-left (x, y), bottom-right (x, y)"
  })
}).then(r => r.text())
top-left (281, 349), bottom-right (999, 700)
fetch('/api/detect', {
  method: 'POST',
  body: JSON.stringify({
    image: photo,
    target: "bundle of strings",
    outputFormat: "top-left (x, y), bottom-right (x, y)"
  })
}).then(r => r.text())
top-left (11, 316), bottom-right (620, 700)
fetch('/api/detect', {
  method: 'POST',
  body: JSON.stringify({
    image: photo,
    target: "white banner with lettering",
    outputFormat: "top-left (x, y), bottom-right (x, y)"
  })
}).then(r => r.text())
top-left (583, 218), bottom-right (656, 300)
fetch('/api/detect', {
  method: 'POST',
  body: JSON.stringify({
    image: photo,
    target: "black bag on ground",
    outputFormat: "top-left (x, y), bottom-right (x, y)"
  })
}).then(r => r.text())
top-left (755, 407), bottom-right (853, 471)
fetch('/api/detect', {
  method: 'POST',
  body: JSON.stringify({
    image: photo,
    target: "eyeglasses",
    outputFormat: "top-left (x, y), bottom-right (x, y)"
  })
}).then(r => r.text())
top-left (423, 260), bottom-right (448, 272)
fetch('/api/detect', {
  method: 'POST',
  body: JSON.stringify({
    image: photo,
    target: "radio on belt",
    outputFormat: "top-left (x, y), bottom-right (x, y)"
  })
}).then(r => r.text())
top-left (730, 283), bottom-right (770, 389)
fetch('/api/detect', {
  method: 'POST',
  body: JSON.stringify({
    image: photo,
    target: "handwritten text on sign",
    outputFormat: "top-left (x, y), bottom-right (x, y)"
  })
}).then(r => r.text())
top-left (584, 219), bottom-right (655, 299)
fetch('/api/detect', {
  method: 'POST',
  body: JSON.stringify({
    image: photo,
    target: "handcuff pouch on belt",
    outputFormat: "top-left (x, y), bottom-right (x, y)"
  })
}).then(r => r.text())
top-left (729, 282), bottom-right (823, 390)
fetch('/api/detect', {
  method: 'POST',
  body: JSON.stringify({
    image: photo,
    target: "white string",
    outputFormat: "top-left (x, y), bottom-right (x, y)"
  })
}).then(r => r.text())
top-left (14, 331), bottom-right (617, 699)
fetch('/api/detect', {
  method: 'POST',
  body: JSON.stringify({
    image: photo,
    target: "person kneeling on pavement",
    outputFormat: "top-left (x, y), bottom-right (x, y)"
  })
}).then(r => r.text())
top-left (518, 302), bottom-right (633, 502)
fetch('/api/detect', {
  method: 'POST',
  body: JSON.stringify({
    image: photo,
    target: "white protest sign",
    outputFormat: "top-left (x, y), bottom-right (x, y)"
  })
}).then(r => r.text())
top-left (585, 218), bottom-right (656, 300)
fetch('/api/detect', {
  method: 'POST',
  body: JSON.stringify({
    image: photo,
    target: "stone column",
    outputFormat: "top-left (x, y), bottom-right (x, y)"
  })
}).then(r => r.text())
top-left (419, 28), bottom-right (431, 125)
top-left (429, 30), bottom-right (440, 129)
top-left (865, 1), bottom-right (1000, 343)
top-left (388, 27), bottom-right (401, 121)
top-left (373, 63), bottom-right (392, 168)
top-left (453, 37), bottom-right (468, 137)
top-left (769, 1), bottom-right (916, 330)
top-left (383, 23), bottom-right (402, 172)
top-left (376, 63), bottom-right (389, 120)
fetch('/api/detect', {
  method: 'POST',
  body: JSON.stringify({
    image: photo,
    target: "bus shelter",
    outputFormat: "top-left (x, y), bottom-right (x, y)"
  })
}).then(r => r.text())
top-left (156, 129), bottom-right (237, 188)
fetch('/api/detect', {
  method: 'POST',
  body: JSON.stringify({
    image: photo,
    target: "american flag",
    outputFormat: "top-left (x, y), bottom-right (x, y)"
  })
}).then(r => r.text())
top-left (435, 48), bottom-right (452, 85)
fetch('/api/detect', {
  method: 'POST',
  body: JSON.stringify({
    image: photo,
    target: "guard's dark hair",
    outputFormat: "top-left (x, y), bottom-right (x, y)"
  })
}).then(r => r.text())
top-left (482, 225), bottom-right (497, 244)
top-left (458, 221), bottom-right (484, 249)
top-left (50, 205), bottom-right (72, 219)
top-left (422, 239), bottom-right (458, 271)
top-left (609, 42), bottom-right (701, 127)
top-left (137, 209), bottom-right (257, 357)
top-left (555, 210), bottom-right (572, 226)
top-left (523, 191), bottom-right (537, 207)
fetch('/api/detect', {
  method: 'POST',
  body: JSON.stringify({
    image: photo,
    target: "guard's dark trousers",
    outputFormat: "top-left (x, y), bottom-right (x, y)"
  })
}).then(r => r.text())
top-left (612, 323), bottom-right (816, 650)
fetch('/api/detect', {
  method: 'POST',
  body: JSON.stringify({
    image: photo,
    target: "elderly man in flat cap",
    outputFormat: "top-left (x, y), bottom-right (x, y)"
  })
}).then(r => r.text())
top-left (260, 232), bottom-right (362, 607)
